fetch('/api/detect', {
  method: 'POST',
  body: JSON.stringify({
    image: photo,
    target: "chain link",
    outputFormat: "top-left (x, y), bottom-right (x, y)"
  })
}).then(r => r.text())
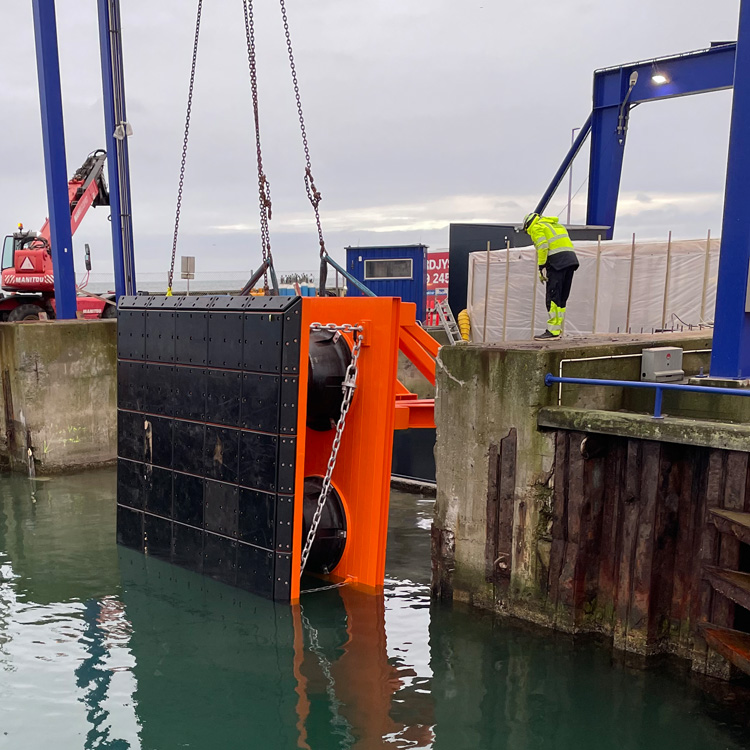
top-left (242, 0), bottom-right (274, 294)
top-left (300, 324), bottom-right (364, 574)
top-left (278, 0), bottom-right (327, 259)
top-left (168, 0), bottom-right (203, 294)
top-left (299, 608), bottom-right (356, 745)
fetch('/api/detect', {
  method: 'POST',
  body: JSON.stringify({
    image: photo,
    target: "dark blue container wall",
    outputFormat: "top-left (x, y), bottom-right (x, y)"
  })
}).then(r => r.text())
top-left (345, 245), bottom-right (427, 321)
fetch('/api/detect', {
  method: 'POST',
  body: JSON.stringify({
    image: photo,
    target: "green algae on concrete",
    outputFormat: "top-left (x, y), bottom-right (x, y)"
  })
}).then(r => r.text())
top-left (0, 320), bottom-right (117, 473)
top-left (433, 331), bottom-right (726, 662)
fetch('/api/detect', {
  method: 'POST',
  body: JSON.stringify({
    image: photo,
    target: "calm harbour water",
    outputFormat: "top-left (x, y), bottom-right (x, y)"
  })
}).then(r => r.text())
top-left (1, 468), bottom-right (749, 750)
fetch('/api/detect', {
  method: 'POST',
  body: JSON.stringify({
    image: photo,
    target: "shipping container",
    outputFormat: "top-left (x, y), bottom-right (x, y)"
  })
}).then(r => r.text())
top-left (345, 244), bottom-right (428, 321)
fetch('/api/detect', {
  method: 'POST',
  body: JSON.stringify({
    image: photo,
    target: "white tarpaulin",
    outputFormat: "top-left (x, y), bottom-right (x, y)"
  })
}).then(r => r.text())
top-left (467, 237), bottom-right (720, 343)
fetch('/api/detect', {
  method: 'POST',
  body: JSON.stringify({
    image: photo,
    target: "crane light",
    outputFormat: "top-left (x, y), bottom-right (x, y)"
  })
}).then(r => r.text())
top-left (652, 73), bottom-right (668, 85)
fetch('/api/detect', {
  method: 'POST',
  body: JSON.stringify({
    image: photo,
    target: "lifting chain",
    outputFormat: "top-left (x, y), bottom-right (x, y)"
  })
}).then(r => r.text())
top-left (300, 323), bottom-right (364, 575)
top-left (168, 0), bottom-right (203, 295)
top-left (278, 0), bottom-right (327, 260)
top-left (242, 0), bottom-right (274, 294)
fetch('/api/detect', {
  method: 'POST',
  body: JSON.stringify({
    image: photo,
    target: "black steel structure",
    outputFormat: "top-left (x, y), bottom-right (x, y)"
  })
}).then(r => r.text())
top-left (116, 294), bottom-right (301, 601)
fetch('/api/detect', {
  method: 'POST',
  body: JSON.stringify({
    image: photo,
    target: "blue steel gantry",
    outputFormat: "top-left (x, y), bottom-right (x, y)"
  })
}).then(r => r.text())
top-left (534, 42), bottom-right (737, 235)
top-left (31, 0), bottom-right (135, 319)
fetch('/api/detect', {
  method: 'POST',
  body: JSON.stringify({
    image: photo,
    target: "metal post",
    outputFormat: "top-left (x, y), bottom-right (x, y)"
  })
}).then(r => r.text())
top-left (712, 0), bottom-right (750, 377)
top-left (653, 386), bottom-right (664, 419)
top-left (530, 250), bottom-right (538, 338)
top-left (98, 0), bottom-right (136, 299)
top-left (625, 232), bottom-right (636, 332)
top-left (661, 230), bottom-right (672, 330)
top-left (502, 240), bottom-right (510, 341)
top-left (482, 242), bottom-right (491, 343)
top-left (31, 0), bottom-right (77, 319)
top-left (592, 235), bottom-right (602, 333)
top-left (567, 127), bottom-right (580, 226)
top-left (700, 229), bottom-right (712, 323)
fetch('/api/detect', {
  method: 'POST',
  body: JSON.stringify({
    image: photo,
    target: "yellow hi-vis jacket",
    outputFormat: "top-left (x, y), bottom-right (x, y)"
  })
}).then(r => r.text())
top-left (527, 215), bottom-right (578, 270)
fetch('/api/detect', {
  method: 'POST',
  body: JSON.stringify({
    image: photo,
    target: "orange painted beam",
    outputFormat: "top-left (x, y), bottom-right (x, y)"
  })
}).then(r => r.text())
top-left (394, 399), bottom-right (435, 430)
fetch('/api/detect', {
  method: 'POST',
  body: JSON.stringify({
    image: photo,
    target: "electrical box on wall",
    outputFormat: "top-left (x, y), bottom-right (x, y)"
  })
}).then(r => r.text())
top-left (641, 346), bottom-right (684, 382)
top-left (115, 294), bottom-right (434, 603)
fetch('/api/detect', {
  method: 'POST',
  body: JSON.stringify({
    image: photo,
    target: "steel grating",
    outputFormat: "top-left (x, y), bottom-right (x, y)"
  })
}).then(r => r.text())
top-left (116, 294), bottom-right (302, 601)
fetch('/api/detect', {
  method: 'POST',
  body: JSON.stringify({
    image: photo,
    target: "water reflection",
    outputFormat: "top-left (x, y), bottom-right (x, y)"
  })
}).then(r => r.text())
top-left (1, 473), bottom-right (750, 750)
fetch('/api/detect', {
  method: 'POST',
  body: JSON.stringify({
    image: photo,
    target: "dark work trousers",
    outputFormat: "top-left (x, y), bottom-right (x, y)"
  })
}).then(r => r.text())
top-left (545, 266), bottom-right (576, 312)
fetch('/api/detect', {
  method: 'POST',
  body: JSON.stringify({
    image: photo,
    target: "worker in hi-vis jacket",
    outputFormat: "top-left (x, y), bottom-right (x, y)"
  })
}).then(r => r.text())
top-left (523, 213), bottom-right (580, 340)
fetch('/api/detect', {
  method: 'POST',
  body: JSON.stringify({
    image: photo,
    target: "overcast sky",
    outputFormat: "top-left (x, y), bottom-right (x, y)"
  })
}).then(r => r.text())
top-left (0, 1), bottom-right (741, 281)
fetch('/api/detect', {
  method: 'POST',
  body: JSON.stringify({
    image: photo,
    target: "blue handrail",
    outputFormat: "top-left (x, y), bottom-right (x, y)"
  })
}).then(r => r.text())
top-left (544, 373), bottom-right (750, 419)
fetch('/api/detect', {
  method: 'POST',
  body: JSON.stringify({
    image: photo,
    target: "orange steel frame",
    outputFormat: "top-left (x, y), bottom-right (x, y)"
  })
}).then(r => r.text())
top-left (289, 297), bottom-right (437, 602)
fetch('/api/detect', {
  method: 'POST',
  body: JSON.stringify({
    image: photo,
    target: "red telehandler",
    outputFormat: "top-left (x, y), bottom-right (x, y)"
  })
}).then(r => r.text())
top-left (0, 149), bottom-right (117, 321)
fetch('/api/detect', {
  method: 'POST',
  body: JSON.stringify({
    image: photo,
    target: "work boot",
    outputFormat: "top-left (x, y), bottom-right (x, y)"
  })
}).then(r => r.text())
top-left (534, 330), bottom-right (558, 340)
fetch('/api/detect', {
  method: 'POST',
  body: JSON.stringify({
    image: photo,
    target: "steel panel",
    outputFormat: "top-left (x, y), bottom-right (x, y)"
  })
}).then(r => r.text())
top-left (118, 309), bottom-right (146, 359)
top-left (144, 310), bottom-right (175, 362)
top-left (273, 553), bottom-right (292, 601)
top-left (142, 364), bottom-right (174, 417)
top-left (173, 367), bottom-right (206, 421)
top-left (173, 472), bottom-right (204, 526)
top-left (143, 466), bottom-right (172, 518)
top-left (146, 415), bottom-right (172, 469)
top-left (208, 312), bottom-right (244, 369)
top-left (117, 458), bottom-right (143, 509)
top-left (279, 377), bottom-right (298, 434)
top-left (275, 493), bottom-right (294, 553)
top-left (240, 373), bottom-right (280, 432)
top-left (172, 522), bottom-right (203, 573)
top-left (236, 543), bottom-right (274, 599)
top-left (117, 505), bottom-right (144, 550)
top-left (118, 409), bottom-right (144, 462)
top-left (204, 480), bottom-right (239, 537)
top-left (172, 421), bottom-right (205, 474)
top-left (204, 426), bottom-right (240, 483)
top-left (175, 311), bottom-right (208, 366)
top-left (144, 513), bottom-right (172, 560)
top-left (277, 438), bottom-right (296, 495)
top-left (203, 533), bottom-right (237, 586)
top-left (239, 431), bottom-right (278, 492)
top-left (117, 361), bottom-right (144, 412)
top-left (242, 313), bottom-right (283, 372)
top-left (206, 370), bottom-right (242, 427)
top-left (237, 488), bottom-right (275, 550)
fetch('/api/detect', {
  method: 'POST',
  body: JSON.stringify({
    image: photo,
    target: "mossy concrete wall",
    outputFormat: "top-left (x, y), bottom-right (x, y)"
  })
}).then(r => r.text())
top-left (432, 331), bottom-right (713, 621)
top-left (0, 320), bottom-right (117, 473)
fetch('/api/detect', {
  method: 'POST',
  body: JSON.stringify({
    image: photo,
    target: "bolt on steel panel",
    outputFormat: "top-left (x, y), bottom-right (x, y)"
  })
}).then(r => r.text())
top-left (117, 504), bottom-right (144, 551)
top-left (203, 533), bottom-right (238, 587)
top-left (173, 472), bottom-right (204, 527)
top-left (175, 311), bottom-right (208, 366)
top-left (204, 480), bottom-right (239, 538)
top-left (142, 365), bottom-right (174, 417)
top-left (118, 459), bottom-right (143, 510)
top-left (117, 295), bottom-right (302, 602)
top-left (236, 543), bottom-right (274, 599)
top-left (240, 373), bottom-right (280, 432)
top-left (143, 466), bottom-right (173, 518)
top-left (144, 310), bottom-right (175, 362)
top-left (237, 487), bottom-right (275, 550)
top-left (172, 522), bottom-right (204, 574)
top-left (205, 426), bottom-right (240, 484)
top-left (144, 513), bottom-right (172, 561)
top-left (173, 367), bottom-right (206, 421)
top-left (206, 370), bottom-right (242, 427)
top-left (208, 311), bottom-right (244, 369)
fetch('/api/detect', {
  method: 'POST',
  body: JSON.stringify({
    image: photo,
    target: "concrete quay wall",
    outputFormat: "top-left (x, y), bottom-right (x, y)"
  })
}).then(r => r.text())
top-left (431, 332), bottom-right (744, 672)
top-left (0, 320), bottom-right (117, 473)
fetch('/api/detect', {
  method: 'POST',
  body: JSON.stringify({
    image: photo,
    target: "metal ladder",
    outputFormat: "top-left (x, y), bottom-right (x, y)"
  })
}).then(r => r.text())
top-left (436, 299), bottom-right (462, 344)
